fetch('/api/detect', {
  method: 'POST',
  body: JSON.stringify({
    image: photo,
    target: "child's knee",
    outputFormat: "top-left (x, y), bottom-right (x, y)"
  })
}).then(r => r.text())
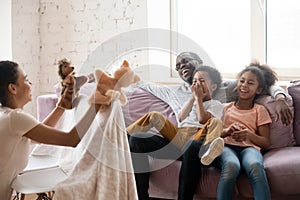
top-left (208, 118), bottom-right (223, 132)
top-left (149, 111), bottom-right (165, 121)
top-left (210, 118), bottom-right (222, 126)
top-left (223, 161), bottom-right (241, 179)
top-left (149, 111), bottom-right (162, 117)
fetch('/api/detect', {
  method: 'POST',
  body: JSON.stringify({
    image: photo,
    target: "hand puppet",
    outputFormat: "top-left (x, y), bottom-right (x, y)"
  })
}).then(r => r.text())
top-left (89, 60), bottom-right (140, 110)
top-left (57, 58), bottom-right (88, 109)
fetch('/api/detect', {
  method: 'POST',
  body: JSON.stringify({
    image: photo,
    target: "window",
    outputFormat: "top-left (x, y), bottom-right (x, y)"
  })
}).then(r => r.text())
top-left (147, 0), bottom-right (300, 81)
top-left (147, 0), bottom-right (177, 82)
top-left (176, 0), bottom-right (251, 77)
top-left (266, 0), bottom-right (300, 81)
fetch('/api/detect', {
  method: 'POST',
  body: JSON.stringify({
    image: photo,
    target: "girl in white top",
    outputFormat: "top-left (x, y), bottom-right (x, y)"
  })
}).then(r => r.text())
top-left (0, 61), bottom-right (101, 200)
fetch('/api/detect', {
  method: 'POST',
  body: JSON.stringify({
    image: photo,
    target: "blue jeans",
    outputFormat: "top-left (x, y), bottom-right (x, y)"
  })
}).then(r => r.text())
top-left (215, 145), bottom-right (270, 200)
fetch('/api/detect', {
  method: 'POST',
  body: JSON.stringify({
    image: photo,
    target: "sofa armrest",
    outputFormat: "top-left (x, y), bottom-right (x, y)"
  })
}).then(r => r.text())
top-left (37, 94), bottom-right (58, 122)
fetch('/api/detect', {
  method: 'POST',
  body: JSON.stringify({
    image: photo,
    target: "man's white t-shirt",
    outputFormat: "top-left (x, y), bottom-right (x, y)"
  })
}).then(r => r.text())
top-left (134, 81), bottom-right (223, 126)
top-left (0, 107), bottom-right (40, 200)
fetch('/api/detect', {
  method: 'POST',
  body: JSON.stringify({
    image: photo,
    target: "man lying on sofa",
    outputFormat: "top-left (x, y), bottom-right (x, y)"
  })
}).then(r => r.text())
top-left (128, 51), bottom-right (293, 200)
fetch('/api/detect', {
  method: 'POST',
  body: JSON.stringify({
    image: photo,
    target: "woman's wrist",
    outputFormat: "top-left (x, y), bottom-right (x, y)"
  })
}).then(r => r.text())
top-left (90, 103), bottom-right (101, 111)
top-left (53, 105), bottom-right (66, 114)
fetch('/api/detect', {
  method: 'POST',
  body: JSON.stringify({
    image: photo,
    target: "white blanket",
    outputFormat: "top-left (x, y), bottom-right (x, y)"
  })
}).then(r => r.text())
top-left (32, 95), bottom-right (138, 200)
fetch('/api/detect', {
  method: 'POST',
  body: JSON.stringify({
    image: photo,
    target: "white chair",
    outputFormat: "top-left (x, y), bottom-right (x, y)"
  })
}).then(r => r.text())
top-left (11, 155), bottom-right (68, 200)
top-left (22, 154), bottom-right (60, 172)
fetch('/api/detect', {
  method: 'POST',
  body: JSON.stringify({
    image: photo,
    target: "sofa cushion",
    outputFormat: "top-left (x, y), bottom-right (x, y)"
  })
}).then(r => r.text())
top-left (256, 95), bottom-right (295, 149)
top-left (287, 81), bottom-right (300, 145)
top-left (263, 147), bottom-right (300, 195)
top-left (122, 87), bottom-right (178, 133)
top-left (149, 147), bottom-right (300, 199)
top-left (148, 159), bottom-right (251, 199)
top-left (37, 94), bottom-right (59, 121)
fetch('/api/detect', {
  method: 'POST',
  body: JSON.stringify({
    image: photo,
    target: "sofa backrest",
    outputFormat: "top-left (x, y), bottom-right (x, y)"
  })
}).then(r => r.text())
top-left (122, 87), bottom-right (177, 135)
top-left (287, 81), bottom-right (300, 145)
top-left (256, 95), bottom-right (295, 149)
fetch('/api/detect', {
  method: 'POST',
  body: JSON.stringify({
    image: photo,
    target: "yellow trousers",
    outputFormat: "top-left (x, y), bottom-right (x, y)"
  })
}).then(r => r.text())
top-left (126, 111), bottom-right (222, 149)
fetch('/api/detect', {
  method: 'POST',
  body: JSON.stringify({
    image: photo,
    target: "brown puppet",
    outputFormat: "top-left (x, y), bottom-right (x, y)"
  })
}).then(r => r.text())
top-left (89, 60), bottom-right (140, 111)
top-left (57, 58), bottom-right (88, 109)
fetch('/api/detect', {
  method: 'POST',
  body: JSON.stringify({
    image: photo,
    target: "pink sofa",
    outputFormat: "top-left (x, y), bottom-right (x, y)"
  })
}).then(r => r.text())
top-left (37, 81), bottom-right (300, 200)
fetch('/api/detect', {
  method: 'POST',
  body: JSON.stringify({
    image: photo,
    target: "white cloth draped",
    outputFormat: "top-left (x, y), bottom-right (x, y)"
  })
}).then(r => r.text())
top-left (32, 95), bottom-right (138, 200)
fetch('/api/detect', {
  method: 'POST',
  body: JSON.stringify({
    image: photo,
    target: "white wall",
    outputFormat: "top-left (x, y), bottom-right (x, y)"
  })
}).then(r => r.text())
top-left (0, 0), bottom-right (12, 60)
top-left (12, 0), bottom-right (148, 116)
top-left (12, 0), bottom-right (40, 116)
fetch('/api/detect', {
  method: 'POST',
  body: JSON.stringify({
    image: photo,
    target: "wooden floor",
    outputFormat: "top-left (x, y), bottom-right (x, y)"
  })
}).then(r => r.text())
top-left (11, 194), bottom-right (34, 200)
top-left (12, 194), bottom-right (171, 200)
top-left (11, 194), bottom-right (52, 200)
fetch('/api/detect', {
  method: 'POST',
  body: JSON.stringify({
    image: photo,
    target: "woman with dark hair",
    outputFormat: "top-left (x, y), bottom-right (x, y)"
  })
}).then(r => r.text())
top-left (0, 61), bottom-right (101, 200)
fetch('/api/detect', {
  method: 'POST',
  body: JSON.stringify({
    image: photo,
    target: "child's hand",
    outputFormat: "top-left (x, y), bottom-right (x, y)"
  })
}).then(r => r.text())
top-left (191, 82), bottom-right (204, 100)
top-left (232, 123), bottom-right (246, 132)
top-left (231, 129), bottom-right (250, 142)
top-left (230, 123), bottom-right (250, 142)
top-left (223, 123), bottom-right (247, 138)
top-left (222, 125), bottom-right (236, 137)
